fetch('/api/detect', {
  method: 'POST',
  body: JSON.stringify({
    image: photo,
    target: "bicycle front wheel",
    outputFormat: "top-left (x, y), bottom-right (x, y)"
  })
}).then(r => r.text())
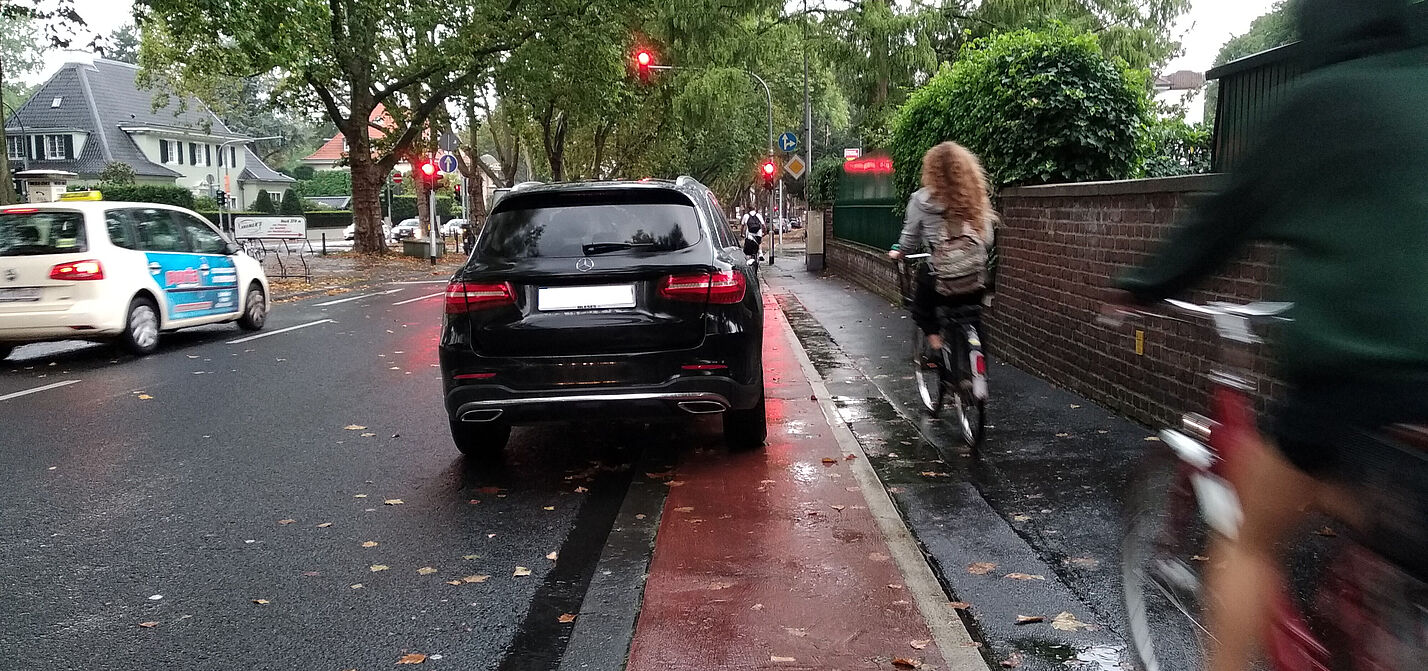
top-left (1122, 445), bottom-right (1211, 671)
top-left (952, 392), bottom-right (985, 447)
top-left (912, 327), bottom-right (943, 415)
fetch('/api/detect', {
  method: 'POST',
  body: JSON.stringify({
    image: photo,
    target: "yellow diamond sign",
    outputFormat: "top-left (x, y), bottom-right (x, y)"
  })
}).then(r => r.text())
top-left (783, 155), bottom-right (806, 180)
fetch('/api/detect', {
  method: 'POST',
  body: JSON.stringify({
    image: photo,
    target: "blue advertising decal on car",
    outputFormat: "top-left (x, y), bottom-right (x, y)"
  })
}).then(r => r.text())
top-left (147, 253), bottom-right (239, 320)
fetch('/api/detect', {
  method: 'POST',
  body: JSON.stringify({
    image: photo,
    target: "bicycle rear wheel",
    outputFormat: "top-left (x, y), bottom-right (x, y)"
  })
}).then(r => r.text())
top-left (952, 391), bottom-right (985, 447)
top-left (1122, 445), bottom-right (1212, 671)
top-left (912, 327), bottom-right (943, 415)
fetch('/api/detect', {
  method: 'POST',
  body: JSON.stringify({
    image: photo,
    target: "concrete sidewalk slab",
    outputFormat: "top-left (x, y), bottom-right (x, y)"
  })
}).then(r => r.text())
top-left (625, 295), bottom-right (986, 671)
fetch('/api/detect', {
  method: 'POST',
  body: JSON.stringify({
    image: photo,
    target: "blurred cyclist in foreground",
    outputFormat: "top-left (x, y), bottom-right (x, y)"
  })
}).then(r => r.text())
top-left (1113, 0), bottom-right (1428, 668)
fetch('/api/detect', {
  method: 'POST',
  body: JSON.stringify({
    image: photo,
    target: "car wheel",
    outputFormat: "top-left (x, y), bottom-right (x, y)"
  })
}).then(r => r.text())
top-left (450, 420), bottom-right (511, 457)
top-left (0, 344), bottom-right (13, 361)
top-left (118, 297), bottom-right (161, 355)
top-left (723, 390), bottom-right (767, 451)
top-left (238, 284), bottom-right (268, 331)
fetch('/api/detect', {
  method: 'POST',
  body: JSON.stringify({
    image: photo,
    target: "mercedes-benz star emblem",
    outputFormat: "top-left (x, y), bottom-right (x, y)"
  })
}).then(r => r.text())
top-left (3, 269), bottom-right (15, 282)
top-left (575, 258), bottom-right (595, 272)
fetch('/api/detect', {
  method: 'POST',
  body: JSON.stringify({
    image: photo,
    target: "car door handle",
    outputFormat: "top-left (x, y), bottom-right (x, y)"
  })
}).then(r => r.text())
top-left (148, 262), bottom-right (161, 273)
top-left (199, 263), bottom-right (210, 271)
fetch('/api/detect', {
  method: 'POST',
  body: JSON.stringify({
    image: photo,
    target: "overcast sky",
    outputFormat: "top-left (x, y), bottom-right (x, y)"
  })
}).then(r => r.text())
top-left (35, 0), bottom-right (1282, 122)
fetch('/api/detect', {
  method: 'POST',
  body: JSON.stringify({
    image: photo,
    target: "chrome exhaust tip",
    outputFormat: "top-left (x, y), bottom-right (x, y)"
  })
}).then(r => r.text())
top-left (677, 400), bottom-right (727, 415)
top-left (460, 409), bottom-right (504, 423)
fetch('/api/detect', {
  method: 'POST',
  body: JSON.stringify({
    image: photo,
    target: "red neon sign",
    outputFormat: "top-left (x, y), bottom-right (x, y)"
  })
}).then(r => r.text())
top-left (844, 156), bottom-right (893, 174)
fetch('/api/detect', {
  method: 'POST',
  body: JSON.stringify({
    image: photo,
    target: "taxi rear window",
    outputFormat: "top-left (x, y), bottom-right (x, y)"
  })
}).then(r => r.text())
top-left (0, 210), bottom-right (88, 256)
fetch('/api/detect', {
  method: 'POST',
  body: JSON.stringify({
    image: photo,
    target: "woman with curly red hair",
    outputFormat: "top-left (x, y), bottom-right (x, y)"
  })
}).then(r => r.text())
top-left (888, 141), bottom-right (996, 354)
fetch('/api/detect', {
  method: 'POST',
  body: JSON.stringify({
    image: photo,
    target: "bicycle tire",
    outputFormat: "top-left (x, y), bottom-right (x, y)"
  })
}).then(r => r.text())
top-left (1121, 445), bottom-right (1211, 671)
top-left (912, 327), bottom-right (944, 415)
top-left (953, 392), bottom-right (985, 447)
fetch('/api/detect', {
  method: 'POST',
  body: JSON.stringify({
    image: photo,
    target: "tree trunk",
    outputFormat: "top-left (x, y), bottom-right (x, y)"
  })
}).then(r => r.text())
top-left (415, 167), bottom-right (432, 239)
top-left (0, 53), bottom-right (16, 206)
top-left (349, 139), bottom-right (387, 254)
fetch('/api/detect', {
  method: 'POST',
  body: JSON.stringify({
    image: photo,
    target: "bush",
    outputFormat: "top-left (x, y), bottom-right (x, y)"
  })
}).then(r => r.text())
top-left (388, 195), bottom-right (457, 222)
top-left (98, 183), bottom-right (196, 209)
top-left (305, 211), bottom-right (353, 228)
top-left (291, 166), bottom-right (315, 180)
top-left (807, 156), bottom-right (844, 208)
top-left (293, 170), bottom-right (353, 197)
top-left (890, 26), bottom-right (1149, 202)
top-left (1140, 118), bottom-right (1211, 178)
top-left (279, 189), bottom-right (304, 214)
top-left (194, 195), bottom-right (218, 211)
top-left (253, 190), bottom-right (276, 213)
top-left (98, 162), bottom-right (137, 185)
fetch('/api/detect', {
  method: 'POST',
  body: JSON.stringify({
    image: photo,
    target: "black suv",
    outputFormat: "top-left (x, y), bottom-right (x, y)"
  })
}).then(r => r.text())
top-left (439, 178), bottom-right (765, 455)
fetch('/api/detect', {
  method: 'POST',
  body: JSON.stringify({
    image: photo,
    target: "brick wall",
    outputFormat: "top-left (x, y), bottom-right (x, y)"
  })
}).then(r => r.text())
top-left (988, 175), bottom-right (1285, 427)
top-left (823, 174), bottom-right (1287, 428)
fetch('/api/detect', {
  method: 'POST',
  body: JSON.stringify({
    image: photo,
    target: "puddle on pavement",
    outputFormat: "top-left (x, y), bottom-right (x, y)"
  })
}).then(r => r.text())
top-left (1004, 639), bottom-right (1131, 671)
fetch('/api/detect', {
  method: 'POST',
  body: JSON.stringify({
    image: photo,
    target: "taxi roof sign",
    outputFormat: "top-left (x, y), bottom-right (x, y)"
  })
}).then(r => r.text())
top-left (58, 190), bottom-right (103, 201)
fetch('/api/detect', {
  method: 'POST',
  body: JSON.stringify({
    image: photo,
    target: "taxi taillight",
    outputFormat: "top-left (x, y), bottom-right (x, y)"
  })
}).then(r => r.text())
top-left (49, 260), bottom-right (104, 281)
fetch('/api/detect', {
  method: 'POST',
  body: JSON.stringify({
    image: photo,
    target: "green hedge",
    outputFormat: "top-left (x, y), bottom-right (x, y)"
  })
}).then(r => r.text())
top-left (388, 195), bottom-right (459, 222)
top-left (293, 170), bottom-right (353, 197)
top-left (96, 183), bottom-right (196, 209)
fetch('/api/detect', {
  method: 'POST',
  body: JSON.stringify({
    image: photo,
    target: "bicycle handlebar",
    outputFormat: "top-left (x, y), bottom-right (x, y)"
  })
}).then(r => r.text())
top-left (1099, 298), bottom-right (1292, 342)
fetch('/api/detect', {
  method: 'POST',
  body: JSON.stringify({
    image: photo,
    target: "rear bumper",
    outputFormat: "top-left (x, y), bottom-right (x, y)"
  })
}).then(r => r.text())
top-left (444, 375), bottom-right (761, 425)
top-left (0, 303), bottom-right (125, 342)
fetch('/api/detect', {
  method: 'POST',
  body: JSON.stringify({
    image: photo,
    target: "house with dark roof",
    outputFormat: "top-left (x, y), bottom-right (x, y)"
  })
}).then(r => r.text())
top-left (3, 56), bottom-right (293, 209)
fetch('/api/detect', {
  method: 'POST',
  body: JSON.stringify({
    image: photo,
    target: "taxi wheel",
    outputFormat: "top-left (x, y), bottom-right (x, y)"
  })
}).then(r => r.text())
top-left (238, 284), bottom-right (268, 331)
top-left (118, 297), bottom-right (161, 355)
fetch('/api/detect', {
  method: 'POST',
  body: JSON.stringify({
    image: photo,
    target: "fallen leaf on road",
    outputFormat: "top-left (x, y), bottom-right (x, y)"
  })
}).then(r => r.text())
top-left (384, 499), bottom-right (404, 505)
top-left (1012, 514), bottom-right (1031, 522)
top-left (558, 613), bottom-right (576, 623)
top-left (369, 565), bottom-right (389, 572)
top-left (751, 603), bottom-right (764, 610)
top-left (887, 584), bottom-right (904, 590)
top-left (360, 433), bottom-right (376, 437)
top-left (542, 506), bottom-right (555, 511)
top-left (303, 571), bottom-right (320, 577)
top-left (919, 471), bottom-right (950, 478)
top-left (821, 457), bottom-right (838, 465)
top-left (868, 552), bottom-right (888, 562)
top-left (446, 580), bottom-right (462, 586)
top-left (344, 425), bottom-right (366, 431)
top-left (1055, 433), bottom-right (1071, 438)
top-left (1001, 652), bottom-right (1024, 667)
top-left (673, 506), bottom-right (695, 513)
top-left (644, 471), bottom-right (673, 479)
top-left (277, 519), bottom-right (295, 525)
top-left (831, 505), bottom-right (846, 511)
top-left (666, 480), bottom-right (685, 487)
top-left (354, 494), bottom-right (368, 498)
top-left (1015, 615), bottom-right (1044, 625)
top-left (487, 533), bottom-right (496, 538)
top-left (462, 575), bottom-right (490, 583)
top-left (770, 656), bottom-right (797, 663)
top-left (1316, 526), bottom-right (1337, 537)
top-left (137, 394), bottom-right (153, 400)
top-left (316, 522), bottom-right (333, 528)
top-left (397, 653), bottom-right (427, 664)
top-left (575, 487), bottom-right (588, 493)
top-left (362, 541), bottom-right (379, 548)
top-left (967, 562), bottom-right (997, 575)
top-left (635, 514), bottom-right (646, 520)
top-left (708, 581), bottom-right (735, 590)
top-left (892, 658), bottom-right (921, 669)
top-left (948, 601), bottom-right (972, 610)
top-left (1005, 573), bottom-right (1045, 581)
top-left (350, 584), bottom-right (363, 589)
top-left (910, 639), bottom-right (930, 650)
top-left (546, 551), bottom-right (559, 561)
top-left (463, 554), bottom-right (479, 560)
top-left (845, 454), bottom-right (858, 460)
top-left (1191, 555), bottom-right (1210, 562)
top-left (1051, 611), bottom-right (1097, 631)
top-left (252, 599), bottom-right (269, 605)
top-left (139, 621), bottom-right (158, 628)
top-left (513, 567), bottom-right (532, 577)
top-left (1066, 557), bottom-right (1100, 569)
top-left (1145, 436), bottom-right (1161, 442)
top-left (417, 567), bottom-right (437, 575)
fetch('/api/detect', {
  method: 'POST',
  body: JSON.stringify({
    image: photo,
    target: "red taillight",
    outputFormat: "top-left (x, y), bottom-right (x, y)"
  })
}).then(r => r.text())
top-left (454, 372), bottom-right (497, 380)
top-left (49, 260), bottom-right (104, 281)
top-left (2, 207), bottom-right (39, 214)
top-left (972, 352), bottom-right (986, 376)
top-left (445, 281), bottom-right (515, 314)
top-left (659, 270), bottom-right (746, 304)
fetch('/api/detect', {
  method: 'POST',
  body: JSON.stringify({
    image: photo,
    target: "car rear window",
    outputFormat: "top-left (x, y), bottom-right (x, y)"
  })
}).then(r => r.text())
top-left (0, 210), bottom-right (87, 256)
top-left (479, 190), bottom-right (702, 259)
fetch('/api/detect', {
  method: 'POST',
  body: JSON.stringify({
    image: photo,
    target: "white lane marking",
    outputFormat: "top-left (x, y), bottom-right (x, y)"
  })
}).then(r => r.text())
top-left (226, 319), bottom-right (335, 345)
top-left (314, 288), bottom-right (404, 307)
top-left (389, 280), bottom-right (449, 285)
top-left (0, 379), bottom-right (82, 402)
top-left (392, 292), bottom-right (444, 306)
top-left (774, 296), bottom-right (986, 670)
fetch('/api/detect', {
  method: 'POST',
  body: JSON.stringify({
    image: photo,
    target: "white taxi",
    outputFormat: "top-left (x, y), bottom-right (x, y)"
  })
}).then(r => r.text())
top-left (0, 195), bottom-right (269, 359)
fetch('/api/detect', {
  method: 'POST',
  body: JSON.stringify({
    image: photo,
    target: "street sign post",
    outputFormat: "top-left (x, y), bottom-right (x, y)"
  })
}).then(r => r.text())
top-left (438, 154), bottom-right (458, 174)
top-left (843, 147), bottom-right (861, 161)
top-left (783, 155), bottom-right (806, 180)
top-left (778, 132), bottom-right (798, 153)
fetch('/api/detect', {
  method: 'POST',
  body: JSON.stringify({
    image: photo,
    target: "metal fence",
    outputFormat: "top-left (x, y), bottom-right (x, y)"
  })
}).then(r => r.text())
top-left (832, 168), bottom-right (900, 250)
top-left (1207, 44), bottom-right (1303, 173)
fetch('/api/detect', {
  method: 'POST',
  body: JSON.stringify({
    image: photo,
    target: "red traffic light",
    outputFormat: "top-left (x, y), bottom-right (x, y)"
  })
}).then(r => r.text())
top-left (761, 161), bottom-right (776, 176)
top-left (419, 161), bottom-right (438, 177)
top-left (636, 51), bottom-right (652, 66)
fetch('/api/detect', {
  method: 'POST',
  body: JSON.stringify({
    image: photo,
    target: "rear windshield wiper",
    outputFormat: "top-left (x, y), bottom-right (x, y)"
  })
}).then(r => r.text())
top-left (581, 241), bottom-right (656, 255)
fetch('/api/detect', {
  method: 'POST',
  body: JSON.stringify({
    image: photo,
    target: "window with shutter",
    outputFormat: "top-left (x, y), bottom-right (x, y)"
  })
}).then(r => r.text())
top-left (177, 141), bottom-right (185, 165)
top-left (217, 146), bottom-right (224, 167)
top-left (230, 147), bottom-right (236, 166)
top-left (33, 136), bottom-right (42, 160)
top-left (63, 135), bottom-right (74, 160)
top-left (205, 145), bottom-right (212, 166)
top-left (190, 143), bottom-right (198, 164)
top-left (160, 139), bottom-right (169, 163)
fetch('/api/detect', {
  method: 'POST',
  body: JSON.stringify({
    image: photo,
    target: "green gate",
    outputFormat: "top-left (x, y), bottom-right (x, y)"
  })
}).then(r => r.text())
top-left (832, 163), bottom-right (900, 250)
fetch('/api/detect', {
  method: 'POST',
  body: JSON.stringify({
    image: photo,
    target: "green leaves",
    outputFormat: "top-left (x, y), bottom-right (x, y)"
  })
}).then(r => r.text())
top-left (889, 26), bottom-right (1150, 201)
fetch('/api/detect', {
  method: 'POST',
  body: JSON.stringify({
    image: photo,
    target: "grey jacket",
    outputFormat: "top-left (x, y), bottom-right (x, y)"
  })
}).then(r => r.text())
top-left (897, 188), bottom-right (994, 252)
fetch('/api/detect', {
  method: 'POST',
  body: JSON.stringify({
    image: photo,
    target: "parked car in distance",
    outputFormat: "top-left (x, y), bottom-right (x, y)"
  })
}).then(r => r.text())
top-left (343, 222), bottom-right (392, 241)
top-left (392, 218), bottom-right (422, 240)
top-left (440, 177), bottom-right (766, 457)
top-left (0, 198), bottom-right (269, 360)
top-left (441, 219), bottom-right (467, 237)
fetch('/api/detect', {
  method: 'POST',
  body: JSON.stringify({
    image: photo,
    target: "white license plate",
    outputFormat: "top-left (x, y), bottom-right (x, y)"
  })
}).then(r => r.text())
top-left (0, 288), bottom-right (41, 303)
top-left (537, 284), bottom-right (636, 311)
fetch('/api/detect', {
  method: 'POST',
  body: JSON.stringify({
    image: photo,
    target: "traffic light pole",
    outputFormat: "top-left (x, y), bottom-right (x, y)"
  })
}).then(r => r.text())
top-left (429, 184), bottom-right (438, 266)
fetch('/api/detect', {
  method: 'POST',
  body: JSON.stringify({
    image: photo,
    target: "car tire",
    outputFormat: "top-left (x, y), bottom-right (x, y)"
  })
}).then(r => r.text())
top-left (117, 297), bottom-right (162, 355)
top-left (724, 390), bottom-right (767, 451)
top-left (0, 344), bottom-right (13, 361)
top-left (238, 284), bottom-right (268, 331)
top-left (450, 420), bottom-right (511, 458)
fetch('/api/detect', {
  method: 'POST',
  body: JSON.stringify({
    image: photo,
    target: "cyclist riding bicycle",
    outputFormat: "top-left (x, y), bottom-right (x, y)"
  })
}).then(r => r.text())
top-left (1112, 0), bottom-right (1428, 668)
top-left (887, 141), bottom-right (996, 359)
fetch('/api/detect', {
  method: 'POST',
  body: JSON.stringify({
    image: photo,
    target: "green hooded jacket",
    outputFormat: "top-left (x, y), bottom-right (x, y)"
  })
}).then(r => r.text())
top-left (1118, 0), bottom-right (1428, 384)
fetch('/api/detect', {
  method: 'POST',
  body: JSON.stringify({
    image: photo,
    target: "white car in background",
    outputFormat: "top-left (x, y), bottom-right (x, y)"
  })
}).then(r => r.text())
top-left (343, 222), bottom-right (392, 241)
top-left (440, 219), bottom-right (467, 237)
top-left (0, 199), bottom-right (269, 359)
top-left (391, 218), bottom-right (422, 240)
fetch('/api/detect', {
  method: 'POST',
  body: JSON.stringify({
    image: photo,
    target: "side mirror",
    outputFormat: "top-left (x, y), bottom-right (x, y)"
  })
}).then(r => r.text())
top-left (224, 241), bottom-right (242, 255)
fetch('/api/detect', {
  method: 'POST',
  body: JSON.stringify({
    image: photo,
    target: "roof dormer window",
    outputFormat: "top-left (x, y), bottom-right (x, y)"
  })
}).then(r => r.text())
top-left (50, 97), bottom-right (63, 108)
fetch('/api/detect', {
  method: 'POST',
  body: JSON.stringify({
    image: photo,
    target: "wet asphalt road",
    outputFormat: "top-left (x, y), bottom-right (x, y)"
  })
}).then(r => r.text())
top-left (0, 278), bottom-right (692, 671)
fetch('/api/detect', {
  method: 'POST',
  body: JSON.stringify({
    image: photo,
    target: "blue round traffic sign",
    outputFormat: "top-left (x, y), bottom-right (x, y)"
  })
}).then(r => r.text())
top-left (438, 154), bottom-right (458, 174)
top-left (778, 132), bottom-right (798, 152)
